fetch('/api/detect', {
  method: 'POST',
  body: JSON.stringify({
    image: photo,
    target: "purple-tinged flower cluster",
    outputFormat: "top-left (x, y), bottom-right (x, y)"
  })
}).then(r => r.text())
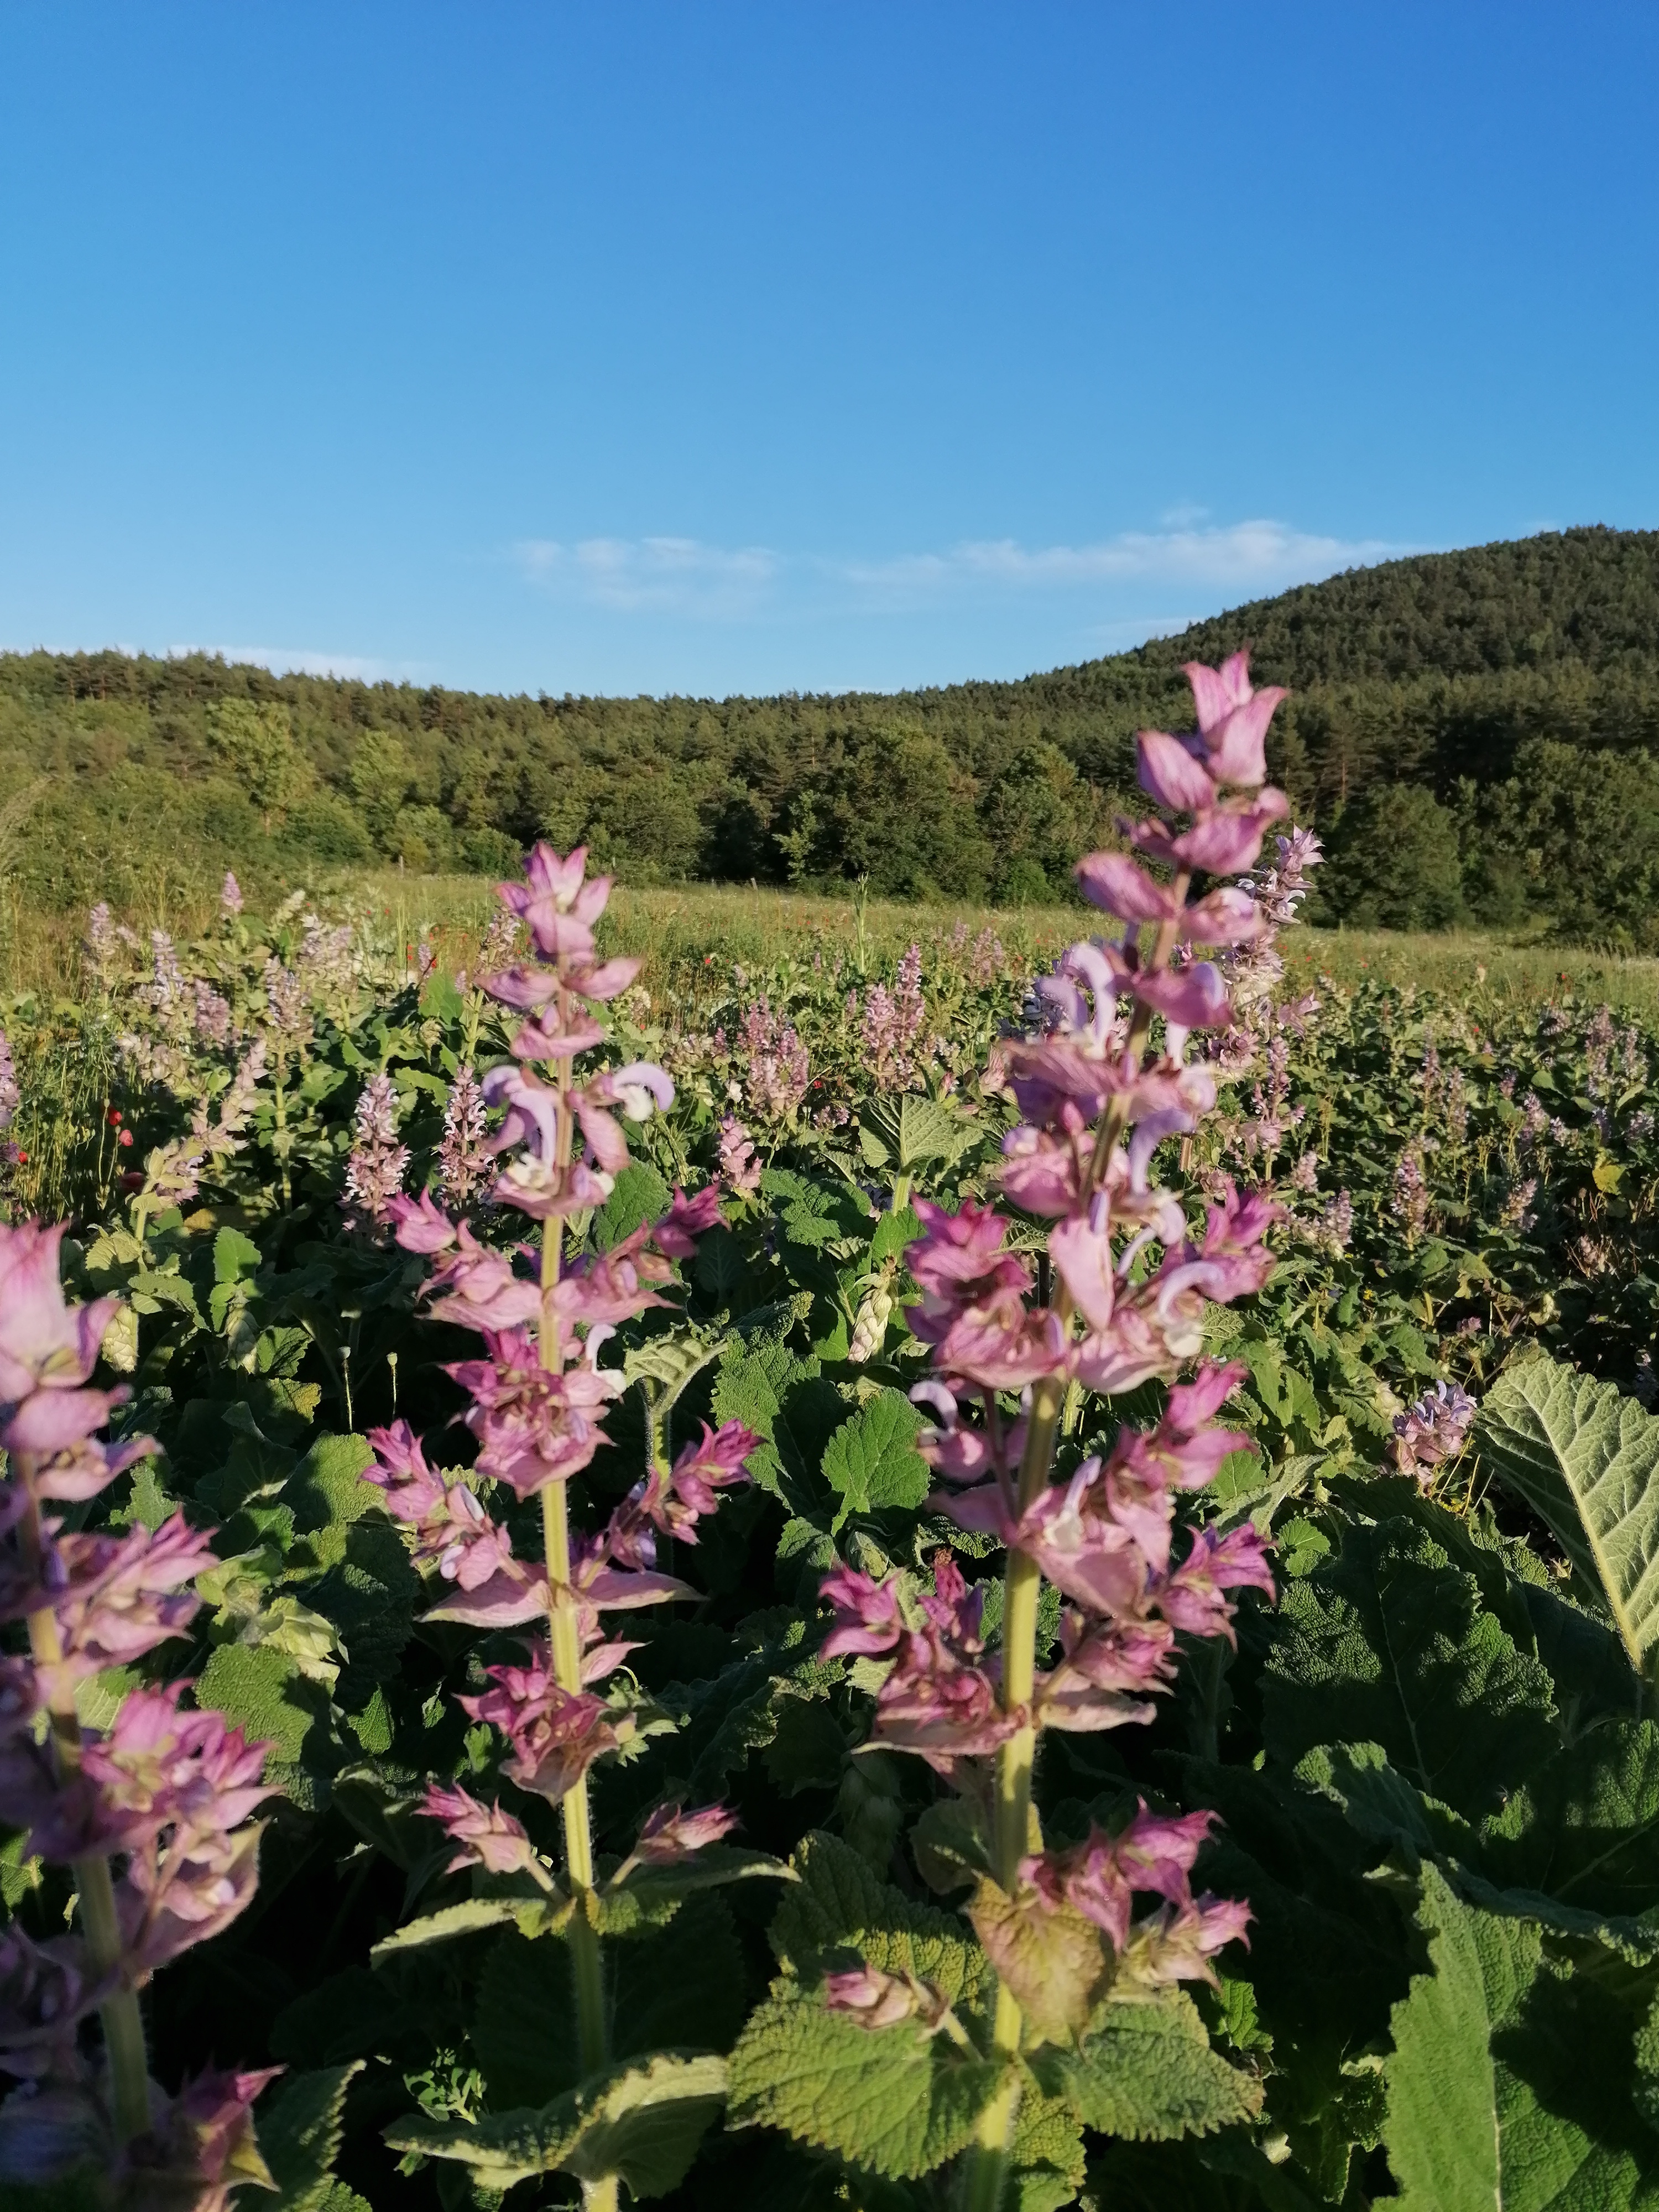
top-left (343, 1070), bottom-right (410, 1230)
top-left (739, 997), bottom-right (810, 1121)
top-left (718, 1112), bottom-right (763, 1196)
top-left (821, 655), bottom-right (1288, 2042)
top-left (1392, 1143), bottom-right (1431, 1241)
top-left (1390, 1380), bottom-right (1478, 1490)
top-left (1017, 1801), bottom-right (1250, 1990)
top-left (0, 1223), bottom-right (276, 2187)
top-left (366, 846), bottom-right (755, 1910)
top-left (436, 1062), bottom-right (492, 1208)
top-left (859, 944), bottom-right (926, 1089)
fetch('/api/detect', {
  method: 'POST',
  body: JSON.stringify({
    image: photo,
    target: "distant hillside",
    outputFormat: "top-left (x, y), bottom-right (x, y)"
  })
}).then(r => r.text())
top-left (6, 524), bottom-right (1659, 933)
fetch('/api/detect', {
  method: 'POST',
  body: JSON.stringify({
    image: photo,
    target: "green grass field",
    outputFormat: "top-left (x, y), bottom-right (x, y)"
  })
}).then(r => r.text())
top-left (8, 864), bottom-right (1659, 1021)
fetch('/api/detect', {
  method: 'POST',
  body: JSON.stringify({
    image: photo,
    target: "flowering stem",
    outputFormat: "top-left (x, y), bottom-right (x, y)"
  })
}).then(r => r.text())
top-left (17, 1478), bottom-right (151, 2145)
top-left (968, 969), bottom-right (1172, 2206)
top-left (536, 1029), bottom-right (611, 2111)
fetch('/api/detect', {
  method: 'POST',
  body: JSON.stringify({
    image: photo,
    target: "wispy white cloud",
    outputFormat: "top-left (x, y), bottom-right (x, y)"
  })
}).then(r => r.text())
top-left (837, 521), bottom-right (1410, 606)
top-left (173, 644), bottom-right (430, 682)
top-left (515, 536), bottom-right (780, 618)
top-left (513, 519), bottom-right (1414, 629)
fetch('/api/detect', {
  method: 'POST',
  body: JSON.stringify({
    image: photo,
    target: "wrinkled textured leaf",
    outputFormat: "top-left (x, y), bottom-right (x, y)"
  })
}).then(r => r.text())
top-left (1479, 1717), bottom-right (1659, 1919)
top-left (772, 1831), bottom-right (983, 2006)
top-left (822, 1390), bottom-right (930, 1526)
top-left (1385, 1861), bottom-right (1659, 2209)
top-left (195, 1640), bottom-right (330, 1771)
top-left (1035, 1992), bottom-right (1262, 2141)
top-left (1476, 1354), bottom-right (1659, 1668)
top-left (727, 1992), bottom-right (1005, 2178)
top-left (1294, 1740), bottom-right (1474, 1863)
top-left (371, 1898), bottom-right (519, 1958)
top-left (1262, 1520), bottom-right (1557, 1821)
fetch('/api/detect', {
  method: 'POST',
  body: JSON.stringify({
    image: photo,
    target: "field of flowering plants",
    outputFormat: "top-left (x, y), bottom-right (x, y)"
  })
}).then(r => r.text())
top-left (8, 660), bottom-right (1659, 2212)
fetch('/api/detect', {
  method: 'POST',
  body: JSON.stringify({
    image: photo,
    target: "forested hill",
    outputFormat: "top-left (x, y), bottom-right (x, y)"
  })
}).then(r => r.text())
top-left (7, 524), bottom-right (1659, 934)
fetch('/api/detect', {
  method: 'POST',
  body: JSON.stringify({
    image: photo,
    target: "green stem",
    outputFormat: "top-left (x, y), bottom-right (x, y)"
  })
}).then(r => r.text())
top-left (536, 1012), bottom-right (610, 2089)
top-left (18, 1477), bottom-right (150, 2143)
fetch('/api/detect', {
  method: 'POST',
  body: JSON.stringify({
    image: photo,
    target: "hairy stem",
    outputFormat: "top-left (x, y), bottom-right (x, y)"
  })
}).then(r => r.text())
top-left (18, 1475), bottom-right (150, 2143)
top-left (536, 1011), bottom-right (610, 2089)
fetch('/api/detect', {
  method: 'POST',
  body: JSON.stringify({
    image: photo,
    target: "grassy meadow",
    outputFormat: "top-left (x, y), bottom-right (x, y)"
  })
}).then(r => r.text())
top-left (8, 863), bottom-right (1659, 1020)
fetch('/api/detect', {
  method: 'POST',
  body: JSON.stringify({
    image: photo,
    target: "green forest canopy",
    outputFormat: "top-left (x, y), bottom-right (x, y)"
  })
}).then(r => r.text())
top-left (11, 524), bottom-right (1659, 937)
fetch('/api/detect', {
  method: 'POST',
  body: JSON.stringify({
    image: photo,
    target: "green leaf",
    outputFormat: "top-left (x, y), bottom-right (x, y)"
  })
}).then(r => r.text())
top-left (1035, 1991), bottom-right (1262, 2141)
top-left (1475, 1353), bottom-right (1659, 1669)
top-left (1479, 1717), bottom-right (1659, 1920)
top-left (284, 1433), bottom-right (375, 1534)
top-left (822, 1390), bottom-right (930, 1527)
top-left (261, 2062), bottom-right (363, 2212)
top-left (727, 1991), bottom-right (1005, 2179)
top-left (764, 1699), bottom-right (849, 1795)
top-left (709, 1338), bottom-right (844, 1511)
top-left (194, 1641), bottom-right (328, 1770)
top-left (213, 1226), bottom-right (263, 1284)
top-left (1293, 1741), bottom-right (1475, 1864)
top-left (1261, 1520), bottom-right (1557, 1822)
top-left (772, 1832), bottom-right (983, 2007)
top-left (1009, 2081), bottom-right (1089, 2212)
top-left (594, 1161), bottom-right (672, 1251)
top-left (387, 2052), bottom-right (728, 2198)
top-left (1384, 1861), bottom-right (1659, 2209)
top-left (371, 1898), bottom-right (520, 1959)
top-left (870, 1204), bottom-right (921, 1267)
top-left (859, 1097), bottom-right (975, 1175)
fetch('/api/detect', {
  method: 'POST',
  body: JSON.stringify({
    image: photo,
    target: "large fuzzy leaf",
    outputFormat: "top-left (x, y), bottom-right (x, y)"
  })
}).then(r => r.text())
top-left (1475, 1354), bottom-right (1659, 1670)
top-left (727, 1990), bottom-right (1005, 2178)
top-left (1478, 1717), bottom-right (1659, 1920)
top-left (262, 2063), bottom-right (363, 2212)
top-left (1261, 1520), bottom-right (1557, 1822)
top-left (1384, 1863), bottom-right (1659, 2209)
top-left (821, 1389), bottom-right (930, 1526)
top-left (1034, 1992), bottom-right (1262, 2142)
top-left (386, 2052), bottom-right (728, 2198)
top-left (772, 1831), bottom-right (983, 2006)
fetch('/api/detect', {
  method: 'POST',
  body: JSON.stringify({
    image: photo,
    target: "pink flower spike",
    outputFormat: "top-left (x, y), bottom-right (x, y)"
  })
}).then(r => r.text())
top-left (1182, 886), bottom-right (1265, 946)
top-left (1113, 1801), bottom-right (1218, 1905)
top-left (666, 1420), bottom-right (757, 1520)
top-left (481, 963), bottom-right (561, 1010)
top-left (633, 1799), bottom-right (740, 1865)
top-left (0, 1222), bottom-right (121, 1401)
top-left (0, 1384), bottom-right (130, 1455)
top-left (388, 1190), bottom-right (459, 1255)
top-left (572, 954), bottom-right (644, 1003)
top-left (422, 1782), bottom-right (541, 1878)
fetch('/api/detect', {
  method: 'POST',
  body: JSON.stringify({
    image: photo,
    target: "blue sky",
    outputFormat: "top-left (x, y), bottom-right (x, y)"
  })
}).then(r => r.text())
top-left (1, 2), bottom-right (1655, 698)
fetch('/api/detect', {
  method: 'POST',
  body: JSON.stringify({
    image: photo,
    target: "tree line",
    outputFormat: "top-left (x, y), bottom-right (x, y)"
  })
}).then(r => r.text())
top-left (7, 524), bottom-right (1659, 938)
